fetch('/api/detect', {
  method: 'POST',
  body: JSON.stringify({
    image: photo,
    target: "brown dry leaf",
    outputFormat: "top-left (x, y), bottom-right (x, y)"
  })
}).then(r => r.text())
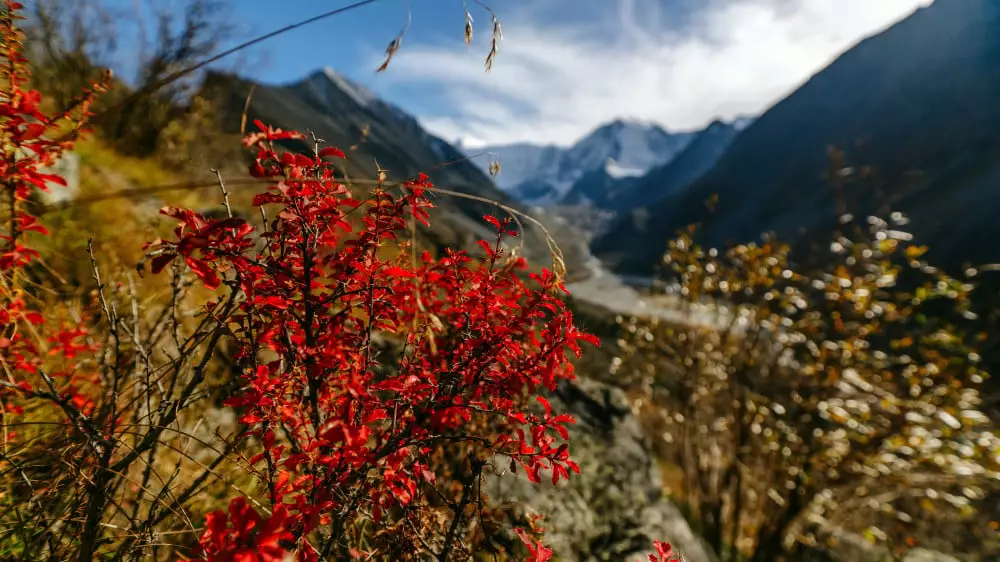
top-left (464, 5), bottom-right (474, 45)
top-left (377, 36), bottom-right (402, 73)
top-left (485, 10), bottom-right (503, 72)
top-left (374, 159), bottom-right (388, 184)
top-left (377, 2), bottom-right (412, 72)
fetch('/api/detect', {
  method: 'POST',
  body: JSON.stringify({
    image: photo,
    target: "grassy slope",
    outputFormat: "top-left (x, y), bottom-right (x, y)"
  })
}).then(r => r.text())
top-left (36, 136), bottom-right (209, 285)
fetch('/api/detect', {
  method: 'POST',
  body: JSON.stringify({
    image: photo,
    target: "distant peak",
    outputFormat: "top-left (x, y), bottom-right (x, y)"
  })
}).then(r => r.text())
top-left (697, 114), bottom-right (755, 132)
top-left (605, 116), bottom-right (660, 130)
top-left (585, 118), bottom-right (669, 143)
top-left (310, 66), bottom-right (378, 107)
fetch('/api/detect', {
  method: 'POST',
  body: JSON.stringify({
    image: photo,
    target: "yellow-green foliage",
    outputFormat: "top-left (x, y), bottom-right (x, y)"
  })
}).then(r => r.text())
top-left (613, 216), bottom-right (1000, 561)
top-left (36, 137), bottom-right (211, 285)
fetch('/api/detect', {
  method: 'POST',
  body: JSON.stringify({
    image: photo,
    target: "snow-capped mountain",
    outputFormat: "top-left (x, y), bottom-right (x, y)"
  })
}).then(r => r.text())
top-left (562, 119), bottom-right (694, 181)
top-left (468, 143), bottom-right (564, 197)
top-left (568, 118), bottom-right (747, 211)
top-left (471, 119), bottom-right (696, 205)
top-left (471, 116), bottom-right (756, 207)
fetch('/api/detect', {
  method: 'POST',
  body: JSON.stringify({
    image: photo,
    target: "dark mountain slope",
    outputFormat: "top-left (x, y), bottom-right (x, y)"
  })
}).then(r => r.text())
top-left (559, 166), bottom-right (639, 208)
top-left (593, 0), bottom-right (1000, 275)
top-left (199, 68), bottom-right (550, 260)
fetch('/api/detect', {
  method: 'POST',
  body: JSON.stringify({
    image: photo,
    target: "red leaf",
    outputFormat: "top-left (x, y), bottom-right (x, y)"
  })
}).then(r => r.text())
top-left (150, 253), bottom-right (174, 275)
top-left (252, 192), bottom-right (283, 206)
top-left (319, 146), bottom-right (346, 159)
top-left (185, 256), bottom-right (221, 290)
top-left (35, 172), bottom-right (66, 187)
top-left (17, 215), bottom-right (48, 234)
top-left (23, 312), bottom-right (44, 325)
top-left (483, 214), bottom-right (502, 230)
top-left (20, 123), bottom-right (46, 140)
top-left (383, 266), bottom-right (416, 278)
top-left (256, 296), bottom-right (289, 309)
top-left (536, 395), bottom-right (552, 416)
top-left (249, 160), bottom-right (268, 178)
top-left (515, 528), bottom-right (553, 562)
top-left (476, 239), bottom-right (495, 258)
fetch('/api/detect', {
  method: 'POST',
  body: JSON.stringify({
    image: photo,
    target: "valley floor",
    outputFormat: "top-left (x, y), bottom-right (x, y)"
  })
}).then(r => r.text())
top-left (565, 253), bottom-right (736, 331)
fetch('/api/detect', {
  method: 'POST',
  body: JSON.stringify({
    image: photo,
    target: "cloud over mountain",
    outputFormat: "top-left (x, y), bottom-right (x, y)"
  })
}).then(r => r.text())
top-left (375, 0), bottom-right (931, 148)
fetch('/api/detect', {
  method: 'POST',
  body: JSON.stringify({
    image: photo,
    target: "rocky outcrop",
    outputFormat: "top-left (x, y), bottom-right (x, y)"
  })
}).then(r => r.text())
top-left (19, 147), bottom-right (79, 204)
top-left (483, 377), bottom-right (718, 562)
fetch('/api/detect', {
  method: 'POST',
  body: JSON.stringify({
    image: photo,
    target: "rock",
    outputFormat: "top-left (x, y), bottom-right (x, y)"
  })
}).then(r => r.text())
top-left (902, 549), bottom-right (961, 562)
top-left (17, 147), bottom-right (80, 204)
top-left (483, 377), bottom-right (718, 562)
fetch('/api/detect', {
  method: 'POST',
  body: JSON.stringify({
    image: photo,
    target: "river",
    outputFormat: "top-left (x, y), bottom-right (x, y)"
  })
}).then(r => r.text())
top-left (563, 252), bottom-right (741, 332)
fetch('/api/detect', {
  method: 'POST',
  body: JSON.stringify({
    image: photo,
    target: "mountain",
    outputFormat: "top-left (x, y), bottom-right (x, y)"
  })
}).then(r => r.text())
top-left (471, 143), bottom-right (564, 200)
top-left (473, 119), bottom-right (696, 206)
top-left (562, 118), bottom-right (746, 210)
top-left (198, 68), bottom-right (550, 261)
top-left (593, 0), bottom-right (1000, 275)
top-left (613, 119), bottom-right (743, 210)
top-left (559, 166), bottom-right (641, 208)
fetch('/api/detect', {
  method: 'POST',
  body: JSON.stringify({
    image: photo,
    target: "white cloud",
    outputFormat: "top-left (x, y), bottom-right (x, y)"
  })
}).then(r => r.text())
top-left (376, 0), bottom-right (932, 148)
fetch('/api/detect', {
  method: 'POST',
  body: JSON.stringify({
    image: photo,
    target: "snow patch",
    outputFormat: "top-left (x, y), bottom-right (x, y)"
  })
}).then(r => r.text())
top-left (604, 158), bottom-right (644, 179)
top-left (322, 67), bottom-right (378, 107)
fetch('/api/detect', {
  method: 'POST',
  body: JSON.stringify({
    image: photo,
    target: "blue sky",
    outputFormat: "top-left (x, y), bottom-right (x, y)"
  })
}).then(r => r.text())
top-left (219, 0), bottom-right (486, 85)
top-left (157, 0), bottom-right (931, 147)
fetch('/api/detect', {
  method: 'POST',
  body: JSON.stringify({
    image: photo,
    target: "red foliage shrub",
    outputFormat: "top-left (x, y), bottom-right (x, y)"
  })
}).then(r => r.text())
top-left (143, 118), bottom-right (599, 558)
top-left (1, 0), bottom-right (105, 442)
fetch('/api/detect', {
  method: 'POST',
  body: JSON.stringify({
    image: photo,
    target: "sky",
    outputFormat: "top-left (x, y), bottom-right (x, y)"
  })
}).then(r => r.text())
top-left (197, 0), bottom-right (932, 148)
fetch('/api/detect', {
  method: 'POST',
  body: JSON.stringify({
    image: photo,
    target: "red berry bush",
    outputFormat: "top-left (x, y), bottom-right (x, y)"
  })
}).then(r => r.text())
top-left (148, 120), bottom-right (598, 560)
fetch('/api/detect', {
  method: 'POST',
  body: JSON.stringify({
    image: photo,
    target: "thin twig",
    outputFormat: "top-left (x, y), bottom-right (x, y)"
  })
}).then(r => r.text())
top-left (211, 168), bottom-right (233, 218)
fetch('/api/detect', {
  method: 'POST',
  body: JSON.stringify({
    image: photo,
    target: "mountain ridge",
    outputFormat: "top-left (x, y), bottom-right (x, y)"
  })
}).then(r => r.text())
top-left (472, 119), bottom-right (697, 205)
top-left (473, 115), bottom-right (754, 208)
top-left (592, 0), bottom-right (1000, 275)
top-left (562, 118), bottom-right (745, 211)
top-left (198, 67), bottom-right (555, 262)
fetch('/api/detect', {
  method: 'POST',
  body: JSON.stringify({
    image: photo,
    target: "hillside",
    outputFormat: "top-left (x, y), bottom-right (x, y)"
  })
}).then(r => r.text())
top-left (593, 0), bottom-right (1000, 275)
top-left (199, 68), bottom-right (559, 264)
